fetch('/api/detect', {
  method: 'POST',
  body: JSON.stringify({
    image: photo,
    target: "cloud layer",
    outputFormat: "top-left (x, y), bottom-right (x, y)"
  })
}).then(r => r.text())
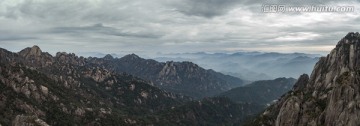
top-left (0, 0), bottom-right (359, 56)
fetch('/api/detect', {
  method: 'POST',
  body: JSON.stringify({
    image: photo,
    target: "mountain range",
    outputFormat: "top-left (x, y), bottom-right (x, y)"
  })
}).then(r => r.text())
top-left (87, 54), bottom-right (245, 99)
top-left (1, 45), bottom-right (194, 125)
top-left (0, 45), bottom-right (260, 125)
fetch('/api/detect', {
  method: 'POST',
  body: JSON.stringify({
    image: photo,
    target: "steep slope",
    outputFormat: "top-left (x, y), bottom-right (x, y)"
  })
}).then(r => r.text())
top-left (218, 77), bottom-right (296, 105)
top-left (88, 54), bottom-right (245, 98)
top-left (0, 46), bottom-right (189, 125)
top-left (248, 32), bottom-right (360, 126)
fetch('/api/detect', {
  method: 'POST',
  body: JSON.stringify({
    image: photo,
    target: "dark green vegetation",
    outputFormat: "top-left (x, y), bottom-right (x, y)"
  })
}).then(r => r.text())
top-left (219, 78), bottom-right (296, 105)
top-left (336, 71), bottom-right (350, 84)
top-left (0, 46), bottom-right (264, 125)
top-left (144, 97), bottom-right (263, 126)
top-left (0, 59), bottom-right (186, 125)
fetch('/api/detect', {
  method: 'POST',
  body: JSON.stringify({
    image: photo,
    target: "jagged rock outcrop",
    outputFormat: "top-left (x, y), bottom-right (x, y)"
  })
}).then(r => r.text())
top-left (18, 45), bottom-right (42, 58)
top-left (17, 45), bottom-right (54, 68)
top-left (248, 32), bottom-right (360, 126)
top-left (103, 54), bottom-right (114, 60)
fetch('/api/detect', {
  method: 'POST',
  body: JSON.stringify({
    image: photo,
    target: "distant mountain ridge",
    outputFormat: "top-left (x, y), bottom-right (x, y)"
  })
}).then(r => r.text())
top-left (13, 46), bottom-right (246, 99)
top-left (87, 53), bottom-right (245, 98)
top-left (154, 51), bottom-right (320, 81)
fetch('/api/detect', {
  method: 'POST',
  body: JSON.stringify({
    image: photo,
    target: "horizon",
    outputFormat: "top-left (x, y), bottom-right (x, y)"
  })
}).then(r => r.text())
top-left (1, 0), bottom-right (359, 56)
top-left (1, 44), bottom-right (326, 59)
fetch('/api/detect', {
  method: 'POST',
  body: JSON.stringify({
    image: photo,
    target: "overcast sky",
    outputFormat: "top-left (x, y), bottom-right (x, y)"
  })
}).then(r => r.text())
top-left (0, 0), bottom-right (359, 57)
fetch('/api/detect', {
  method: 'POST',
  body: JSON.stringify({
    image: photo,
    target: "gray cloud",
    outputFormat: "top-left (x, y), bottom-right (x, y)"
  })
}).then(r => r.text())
top-left (0, 0), bottom-right (359, 57)
top-left (171, 0), bottom-right (358, 18)
top-left (171, 0), bottom-right (242, 18)
top-left (0, 36), bottom-right (36, 41)
top-left (51, 23), bottom-right (163, 39)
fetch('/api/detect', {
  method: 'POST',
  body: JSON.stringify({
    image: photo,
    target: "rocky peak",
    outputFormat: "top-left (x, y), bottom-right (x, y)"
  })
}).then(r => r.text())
top-left (159, 61), bottom-right (199, 77)
top-left (159, 61), bottom-right (177, 76)
top-left (103, 54), bottom-right (114, 60)
top-left (344, 32), bottom-right (360, 40)
top-left (336, 32), bottom-right (360, 48)
top-left (29, 45), bottom-right (42, 56)
top-left (55, 52), bottom-right (69, 60)
top-left (165, 61), bottom-right (175, 66)
top-left (54, 52), bottom-right (85, 66)
top-left (18, 45), bottom-right (43, 58)
top-left (292, 74), bottom-right (309, 91)
top-left (55, 52), bottom-right (78, 59)
top-left (121, 53), bottom-right (141, 61)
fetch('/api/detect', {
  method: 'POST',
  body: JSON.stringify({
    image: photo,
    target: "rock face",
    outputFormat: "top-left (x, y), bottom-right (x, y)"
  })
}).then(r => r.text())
top-left (18, 45), bottom-right (42, 58)
top-left (248, 32), bottom-right (360, 126)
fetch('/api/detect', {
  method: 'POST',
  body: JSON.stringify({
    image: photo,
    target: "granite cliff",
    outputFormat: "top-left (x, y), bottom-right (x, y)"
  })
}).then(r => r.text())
top-left (248, 32), bottom-right (360, 126)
